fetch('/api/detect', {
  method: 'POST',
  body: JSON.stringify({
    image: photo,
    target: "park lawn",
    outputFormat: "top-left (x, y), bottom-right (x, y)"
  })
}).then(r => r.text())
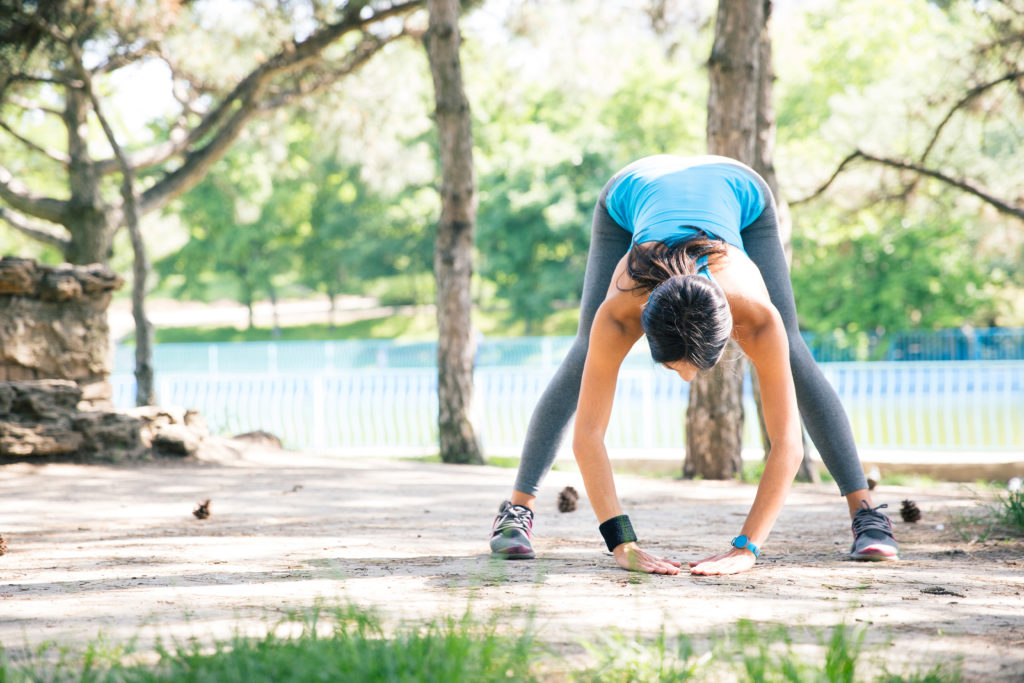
top-left (121, 307), bottom-right (582, 345)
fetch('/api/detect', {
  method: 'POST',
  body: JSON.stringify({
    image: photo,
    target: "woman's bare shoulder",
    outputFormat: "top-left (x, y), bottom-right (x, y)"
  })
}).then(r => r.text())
top-left (714, 247), bottom-right (779, 335)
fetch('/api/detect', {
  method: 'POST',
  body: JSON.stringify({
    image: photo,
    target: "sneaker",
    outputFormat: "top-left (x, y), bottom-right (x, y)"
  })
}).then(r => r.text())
top-left (850, 501), bottom-right (899, 561)
top-left (489, 500), bottom-right (535, 559)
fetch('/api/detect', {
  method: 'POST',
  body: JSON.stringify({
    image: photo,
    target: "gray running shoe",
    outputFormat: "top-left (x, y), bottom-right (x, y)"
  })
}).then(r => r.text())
top-left (489, 500), bottom-right (535, 559)
top-left (850, 501), bottom-right (899, 561)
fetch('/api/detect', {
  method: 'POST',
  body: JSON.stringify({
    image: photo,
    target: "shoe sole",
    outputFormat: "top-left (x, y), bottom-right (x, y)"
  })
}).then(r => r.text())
top-left (850, 546), bottom-right (899, 561)
top-left (490, 547), bottom-right (535, 560)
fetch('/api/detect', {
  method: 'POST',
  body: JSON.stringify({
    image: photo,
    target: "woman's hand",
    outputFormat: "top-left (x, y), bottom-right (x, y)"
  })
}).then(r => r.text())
top-left (613, 542), bottom-right (682, 574)
top-left (688, 547), bottom-right (756, 575)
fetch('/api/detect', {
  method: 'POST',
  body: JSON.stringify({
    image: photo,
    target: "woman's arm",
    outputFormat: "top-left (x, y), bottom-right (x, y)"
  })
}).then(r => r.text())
top-left (574, 299), bottom-right (682, 574)
top-left (689, 299), bottom-right (804, 575)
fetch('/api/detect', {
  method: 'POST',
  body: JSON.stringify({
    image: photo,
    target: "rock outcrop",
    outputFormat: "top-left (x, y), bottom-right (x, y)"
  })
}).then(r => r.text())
top-left (0, 257), bottom-right (122, 409)
top-left (0, 380), bottom-right (215, 463)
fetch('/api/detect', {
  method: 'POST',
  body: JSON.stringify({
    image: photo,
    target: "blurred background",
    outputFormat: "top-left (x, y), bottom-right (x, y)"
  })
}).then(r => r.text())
top-left (2, 0), bottom-right (1022, 463)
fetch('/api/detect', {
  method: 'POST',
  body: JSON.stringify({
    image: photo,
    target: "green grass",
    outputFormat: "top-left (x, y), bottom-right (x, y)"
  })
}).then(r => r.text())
top-left (877, 473), bottom-right (943, 488)
top-left (996, 489), bottom-right (1024, 533)
top-left (944, 485), bottom-right (1024, 542)
top-left (0, 605), bottom-right (963, 683)
top-left (2, 605), bottom-right (539, 683)
top-left (127, 307), bottom-right (582, 345)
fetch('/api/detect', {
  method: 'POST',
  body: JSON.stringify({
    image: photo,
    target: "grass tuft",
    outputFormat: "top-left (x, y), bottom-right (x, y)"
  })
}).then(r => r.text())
top-left (0, 606), bottom-right (966, 683)
top-left (1, 605), bottom-right (540, 683)
top-left (996, 489), bottom-right (1024, 533)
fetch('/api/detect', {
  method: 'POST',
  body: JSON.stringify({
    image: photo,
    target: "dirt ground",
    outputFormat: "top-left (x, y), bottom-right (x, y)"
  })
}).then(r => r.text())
top-left (1, 447), bottom-right (1022, 681)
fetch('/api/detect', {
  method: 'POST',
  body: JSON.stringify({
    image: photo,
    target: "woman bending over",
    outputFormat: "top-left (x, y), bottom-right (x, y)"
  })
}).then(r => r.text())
top-left (488, 154), bottom-right (898, 575)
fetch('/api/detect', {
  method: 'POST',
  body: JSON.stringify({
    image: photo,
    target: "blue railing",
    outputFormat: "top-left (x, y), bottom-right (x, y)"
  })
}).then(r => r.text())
top-left (110, 342), bottom-right (1024, 454)
top-left (801, 327), bottom-right (1024, 362)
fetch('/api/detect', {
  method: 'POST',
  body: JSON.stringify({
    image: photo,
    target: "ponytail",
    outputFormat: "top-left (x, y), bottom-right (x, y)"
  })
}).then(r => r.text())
top-left (623, 237), bottom-right (727, 295)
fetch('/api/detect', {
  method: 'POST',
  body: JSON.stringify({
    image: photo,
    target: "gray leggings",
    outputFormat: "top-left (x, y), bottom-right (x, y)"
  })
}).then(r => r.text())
top-left (513, 170), bottom-right (868, 497)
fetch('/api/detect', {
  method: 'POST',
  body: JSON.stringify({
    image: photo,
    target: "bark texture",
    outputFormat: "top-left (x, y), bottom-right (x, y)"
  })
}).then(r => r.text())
top-left (424, 0), bottom-right (483, 464)
top-left (686, 0), bottom-right (766, 479)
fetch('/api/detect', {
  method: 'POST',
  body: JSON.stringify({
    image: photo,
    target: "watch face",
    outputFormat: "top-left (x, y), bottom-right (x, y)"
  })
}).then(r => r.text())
top-left (733, 535), bottom-right (748, 547)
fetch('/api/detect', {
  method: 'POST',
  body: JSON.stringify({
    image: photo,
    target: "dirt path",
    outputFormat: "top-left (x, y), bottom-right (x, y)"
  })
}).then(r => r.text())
top-left (1, 449), bottom-right (1021, 680)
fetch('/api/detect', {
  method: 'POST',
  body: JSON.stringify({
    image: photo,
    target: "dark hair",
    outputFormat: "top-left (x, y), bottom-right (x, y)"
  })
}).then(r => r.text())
top-left (624, 238), bottom-right (732, 370)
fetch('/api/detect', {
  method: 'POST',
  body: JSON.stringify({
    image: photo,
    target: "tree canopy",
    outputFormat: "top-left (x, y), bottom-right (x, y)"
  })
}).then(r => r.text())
top-left (3, 0), bottom-right (1022, 337)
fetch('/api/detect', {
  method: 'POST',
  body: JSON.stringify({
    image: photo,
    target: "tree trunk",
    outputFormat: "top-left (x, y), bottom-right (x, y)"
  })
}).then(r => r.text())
top-left (685, 0), bottom-right (765, 480)
top-left (749, 6), bottom-right (818, 482)
top-left (76, 53), bottom-right (157, 406)
top-left (63, 86), bottom-right (115, 265)
top-left (268, 281), bottom-right (281, 339)
top-left (424, 0), bottom-right (483, 465)
top-left (685, 348), bottom-right (746, 479)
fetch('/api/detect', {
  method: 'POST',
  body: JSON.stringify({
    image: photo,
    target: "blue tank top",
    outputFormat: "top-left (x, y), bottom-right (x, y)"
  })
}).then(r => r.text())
top-left (606, 155), bottom-right (766, 253)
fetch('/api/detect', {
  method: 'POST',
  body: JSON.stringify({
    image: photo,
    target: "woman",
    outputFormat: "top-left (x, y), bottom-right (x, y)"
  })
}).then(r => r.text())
top-left (488, 154), bottom-right (898, 576)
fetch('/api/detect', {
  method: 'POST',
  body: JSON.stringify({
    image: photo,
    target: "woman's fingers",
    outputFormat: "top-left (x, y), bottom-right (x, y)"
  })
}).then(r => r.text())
top-left (687, 551), bottom-right (729, 568)
top-left (689, 549), bottom-right (756, 575)
top-left (614, 543), bottom-right (681, 574)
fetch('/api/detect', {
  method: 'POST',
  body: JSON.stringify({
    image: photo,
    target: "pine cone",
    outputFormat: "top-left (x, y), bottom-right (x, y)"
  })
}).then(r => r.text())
top-left (0, 535), bottom-right (7, 556)
top-left (193, 499), bottom-right (211, 520)
top-left (900, 499), bottom-right (921, 523)
top-left (557, 486), bottom-right (579, 513)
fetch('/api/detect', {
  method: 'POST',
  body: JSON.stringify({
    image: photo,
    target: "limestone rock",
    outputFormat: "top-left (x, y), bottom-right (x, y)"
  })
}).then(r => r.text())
top-left (0, 419), bottom-right (83, 456)
top-left (0, 257), bottom-right (36, 295)
top-left (232, 430), bottom-right (284, 449)
top-left (72, 411), bottom-right (147, 462)
top-left (0, 257), bottom-right (123, 410)
top-left (0, 380), bottom-right (215, 463)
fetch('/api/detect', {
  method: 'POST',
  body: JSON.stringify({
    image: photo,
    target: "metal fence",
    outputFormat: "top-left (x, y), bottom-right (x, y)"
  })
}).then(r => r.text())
top-left (803, 327), bottom-right (1024, 362)
top-left (111, 358), bottom-right (1024, 454)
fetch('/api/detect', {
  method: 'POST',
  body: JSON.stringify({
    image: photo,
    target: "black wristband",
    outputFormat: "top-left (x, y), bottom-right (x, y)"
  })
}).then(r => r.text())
top-left (598, 514), bottom-right (637, 552)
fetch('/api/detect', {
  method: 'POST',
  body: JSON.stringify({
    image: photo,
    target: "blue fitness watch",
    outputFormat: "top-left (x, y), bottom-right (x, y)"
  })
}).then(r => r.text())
top-left (731, 534), bottom-right (760, 558)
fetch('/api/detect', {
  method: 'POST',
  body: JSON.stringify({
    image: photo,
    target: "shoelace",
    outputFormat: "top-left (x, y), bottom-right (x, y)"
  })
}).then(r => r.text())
top-left (852, 503), bottom-right (891, 537)
top-left (496, 506), bottom-right (532, 533)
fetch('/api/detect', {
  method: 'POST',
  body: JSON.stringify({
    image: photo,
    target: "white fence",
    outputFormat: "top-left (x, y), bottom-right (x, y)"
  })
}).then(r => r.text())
top-left (111, 361), bottom-right (1024, 454)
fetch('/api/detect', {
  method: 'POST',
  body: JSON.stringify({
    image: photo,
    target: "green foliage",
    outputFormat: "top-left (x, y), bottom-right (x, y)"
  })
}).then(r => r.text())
top-left (996, 489), bottom-right (1024, 534)
top-left (734, 619), bottom-right (869, 683)
top-left (1, 604), bottom-right (539, 682)
top-left (476, 155), bottom-right (607, 331)
top-left (0, 605), bottom-right (965, 683)
top-left (9, 0), bottom-right (1019, 335)
top-left (778, 0), bottom-right (1024, 328)
top-left (741, 459), bottom-right (767, 484)
top-left (579, 627), bottom-right (699, 682)
top-left (159, 115), bottom-right (435, 317)
top-left (790, 205), bottom-right (996, 335)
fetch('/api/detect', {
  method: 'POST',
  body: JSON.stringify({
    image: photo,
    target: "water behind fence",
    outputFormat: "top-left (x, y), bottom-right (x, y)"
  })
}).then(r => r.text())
top-left (112, 336), bottom-right (1024, 454)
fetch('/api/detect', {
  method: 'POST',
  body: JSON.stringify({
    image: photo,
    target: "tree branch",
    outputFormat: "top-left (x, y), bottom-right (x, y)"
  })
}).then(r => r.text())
top-left (788, 151), bottom-right (862, 206)
top-left (5, 72), bottom-right (74, 87)
top-left (91, 45), bottom-right (156, 75)
top-left (0, 163), bottom-right (69, 223)
top-left (855, 151), bottom-right (1024, 221)
top-left (920, 70), bottom-right (1024, 163)
top-left (0, 120), bottom-right (70, 166)
top-left (257, 32), bottom-right (394, 111)
top-left (139, 0), bottom-right (423, 214)
top-left (6, 94), bottom-right (63, 117)
top-left (793, 148), bottom-right (1024, 222)
top-left (0, 206), bottom-right (70, 250)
